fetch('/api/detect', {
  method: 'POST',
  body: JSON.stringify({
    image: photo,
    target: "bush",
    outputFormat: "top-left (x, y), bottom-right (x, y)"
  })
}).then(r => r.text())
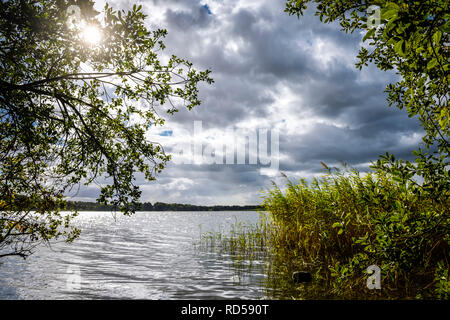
top-left (262, 166), bottom-right (449, 299)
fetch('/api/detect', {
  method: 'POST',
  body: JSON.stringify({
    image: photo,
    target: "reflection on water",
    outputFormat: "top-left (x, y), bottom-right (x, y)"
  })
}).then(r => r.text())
top-left (0, 211), bottom-right (268, 300)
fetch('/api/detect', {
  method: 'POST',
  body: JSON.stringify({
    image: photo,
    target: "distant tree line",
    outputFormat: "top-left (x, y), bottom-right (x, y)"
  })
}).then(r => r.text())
top-left (65, 201), bottom-right (262, 212)
top-left (1, 195), bottom-right (262, 212)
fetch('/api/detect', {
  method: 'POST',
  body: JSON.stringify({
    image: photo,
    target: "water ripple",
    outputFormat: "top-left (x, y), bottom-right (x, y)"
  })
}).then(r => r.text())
top-left (0, 211), bottom-right (267, 300)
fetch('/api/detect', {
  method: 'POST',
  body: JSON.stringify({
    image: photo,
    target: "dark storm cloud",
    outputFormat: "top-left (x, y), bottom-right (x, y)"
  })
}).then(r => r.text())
top-left (159, 2), bottom-right (369, 127)
top-left (168, 75), bottom-right (275, 127)
top-left (279, 119), bottom-right (421, 170)
top-left (165, 5), bottom-right (212, 30)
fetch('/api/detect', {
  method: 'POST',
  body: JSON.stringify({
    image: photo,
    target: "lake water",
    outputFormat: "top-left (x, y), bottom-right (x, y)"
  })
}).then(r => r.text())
top-left (0, 211), bottom-right (269, 299)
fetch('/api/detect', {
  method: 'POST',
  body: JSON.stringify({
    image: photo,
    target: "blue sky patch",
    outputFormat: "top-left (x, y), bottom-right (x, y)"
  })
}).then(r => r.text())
top-left (160, 130), bottom-right (173, 137)
top-left (202, 4), bottom-right (212, 15)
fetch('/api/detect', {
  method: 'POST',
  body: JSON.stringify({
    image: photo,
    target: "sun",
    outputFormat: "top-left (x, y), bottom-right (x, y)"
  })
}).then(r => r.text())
top-left (81, 25), bottom-right (102, 45)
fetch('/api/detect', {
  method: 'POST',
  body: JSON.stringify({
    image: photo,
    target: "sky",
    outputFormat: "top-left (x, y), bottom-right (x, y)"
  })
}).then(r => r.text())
top-left (72, 0), bottom-right (424, 205)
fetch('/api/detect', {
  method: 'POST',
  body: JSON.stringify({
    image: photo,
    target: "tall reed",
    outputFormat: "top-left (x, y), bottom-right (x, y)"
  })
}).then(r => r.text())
top-left (262, 167), bottom-right (449, 299)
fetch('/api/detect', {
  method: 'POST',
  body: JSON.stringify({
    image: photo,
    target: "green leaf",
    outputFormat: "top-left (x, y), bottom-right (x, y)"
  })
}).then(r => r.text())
top-left (332, 222), bottom-right (341, 228)
top-left (433, 31), bottom-right (442, 45)
top-left (427, 58), bottom-right (438, 70)
top-left (440, 21), bottom-right (450, 33)
top-left (394, 39), bottom-right (405, 56)
top-left (385, 2), bottom-right (400, 11)
top-left (363, 28), bottom-right (375, 42)
top-left (382, 9), bottom-right (398, 20)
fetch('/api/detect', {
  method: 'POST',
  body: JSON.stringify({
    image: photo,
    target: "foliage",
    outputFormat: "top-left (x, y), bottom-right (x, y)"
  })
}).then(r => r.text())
top-left (285, 0), bottom-right (449, 200)
top-left (274, 0), bottom-right (450, 299)
top-left (261, 168), bottom-right (449, 299)
top-left (0, 0), bottom-right (212, 258)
